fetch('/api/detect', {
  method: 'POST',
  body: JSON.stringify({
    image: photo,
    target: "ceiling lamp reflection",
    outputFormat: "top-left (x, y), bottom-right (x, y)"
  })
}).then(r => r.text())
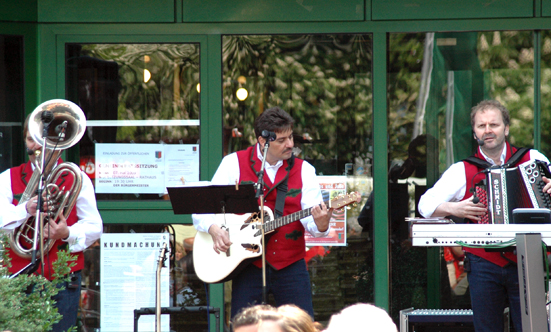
top-left (144, 69), bottom-right (152, 83)
top-left (236, 87), bottom-right (248, 101)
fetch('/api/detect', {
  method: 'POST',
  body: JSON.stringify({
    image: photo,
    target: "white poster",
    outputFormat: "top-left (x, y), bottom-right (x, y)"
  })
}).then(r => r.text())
top-left (100, 233), bottom-right (170, 332)
top-left (305, 175), bottom-right (348, 247)
top-left (95, 143), bottom-right (199, 194)
top-left (164, 144), bottom-right (200, 188)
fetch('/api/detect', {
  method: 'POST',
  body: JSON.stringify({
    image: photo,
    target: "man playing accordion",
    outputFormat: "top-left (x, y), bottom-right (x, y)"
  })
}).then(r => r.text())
top-left (419, 99), bottom-right (551, 332)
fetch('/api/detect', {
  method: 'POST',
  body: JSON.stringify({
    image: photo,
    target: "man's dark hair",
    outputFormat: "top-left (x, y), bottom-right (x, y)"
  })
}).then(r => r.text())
top-left (253, 106), bottom-right (294, 139)
top-left (470, 99), bottom-right (510, 128)
top-left (23, 112), bottom-right (32, 139)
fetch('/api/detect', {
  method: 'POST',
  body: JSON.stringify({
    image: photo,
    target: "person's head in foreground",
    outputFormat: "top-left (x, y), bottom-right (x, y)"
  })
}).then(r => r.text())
top-left (324, 303), bottom-right (398, 332)
top-left (232, 304), bottom-right (320, 332)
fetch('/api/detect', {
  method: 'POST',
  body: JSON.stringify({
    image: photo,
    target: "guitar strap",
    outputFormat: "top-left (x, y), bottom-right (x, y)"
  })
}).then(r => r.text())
top-left (274, 154), bottom-right (295, 218)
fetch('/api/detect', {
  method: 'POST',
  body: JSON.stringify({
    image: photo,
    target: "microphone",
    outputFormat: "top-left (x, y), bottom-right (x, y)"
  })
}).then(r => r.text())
top-left (26, 148), bottom-right (34, 156)
top-left (470, 171), bottom-right (489, 205)
top-left (261, 130), bottom-right (276, 142)
top-left (473, 133), bottom-right (485, 147)
top-left (41, 111), bottom-right (54, 124)
top-left (472, 188), bottom-right (480, 204)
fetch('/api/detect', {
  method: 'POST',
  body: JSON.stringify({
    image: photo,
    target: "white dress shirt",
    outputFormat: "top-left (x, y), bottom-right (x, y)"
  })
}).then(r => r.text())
top-left (0, 163), bottom-right (103, 253)
top-left (193, 144), bottom-right (330, 237)
top-left (418, 145), bottom-right (550, 218)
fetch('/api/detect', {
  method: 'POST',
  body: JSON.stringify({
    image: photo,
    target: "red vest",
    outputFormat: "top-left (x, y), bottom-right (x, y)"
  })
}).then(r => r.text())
top-left (9, 160), bottom-right (84, 280)
top-left (236, 145), bottom-right (306, 270)
top-left (462, 143), bottom-right (532, 267)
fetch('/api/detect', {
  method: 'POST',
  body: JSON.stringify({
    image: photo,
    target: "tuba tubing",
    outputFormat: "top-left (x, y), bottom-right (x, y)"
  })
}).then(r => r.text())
top-left (8, 99), bottom-right (86, 260)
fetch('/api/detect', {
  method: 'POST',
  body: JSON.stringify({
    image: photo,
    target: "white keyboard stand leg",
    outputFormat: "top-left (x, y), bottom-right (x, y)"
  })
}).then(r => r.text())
top-left (515, 233), bottom-right (549, 332)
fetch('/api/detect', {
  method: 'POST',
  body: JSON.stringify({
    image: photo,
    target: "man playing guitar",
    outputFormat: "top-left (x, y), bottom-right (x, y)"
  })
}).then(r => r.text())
top-left (193, 106), bottom-right (332, 319)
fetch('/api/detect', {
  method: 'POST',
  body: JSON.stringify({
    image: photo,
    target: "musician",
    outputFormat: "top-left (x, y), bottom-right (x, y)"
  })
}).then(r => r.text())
top-left (418, 99), bottom-right (551, 332)
top-left (0, 114), bottom-right (103, 332)
top-left (193, 106), bottom-right (332, 318)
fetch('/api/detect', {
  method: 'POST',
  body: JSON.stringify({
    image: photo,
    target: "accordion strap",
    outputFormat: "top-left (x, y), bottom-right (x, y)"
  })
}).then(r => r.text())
top-left (463, 147), bottom-right (530, 170)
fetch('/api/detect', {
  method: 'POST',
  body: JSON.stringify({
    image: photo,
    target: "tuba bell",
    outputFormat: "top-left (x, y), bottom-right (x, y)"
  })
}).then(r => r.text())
top-left (9, 99), bottom-right (87, 260)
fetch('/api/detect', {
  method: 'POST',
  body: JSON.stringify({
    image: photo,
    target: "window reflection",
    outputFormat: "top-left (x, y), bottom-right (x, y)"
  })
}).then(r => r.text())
top-left (222, 34), bottom-right (373, 324)
top-left (65, 43), bottom-right (200, 200)
top-left (540, 31), bottom-right (551, 157)
top-left (0, 35), bottom-right (24, 173)
top-left (388, 30), bottom-right (535, 319)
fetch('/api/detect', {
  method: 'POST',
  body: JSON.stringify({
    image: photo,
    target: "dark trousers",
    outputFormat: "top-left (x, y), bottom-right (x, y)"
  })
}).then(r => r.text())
top-left (466, 253), bottom-right (522, 332)
top-left (52, 271), bottom-right (82, 332)
top-left (231, 259), bottom-right (314, 319)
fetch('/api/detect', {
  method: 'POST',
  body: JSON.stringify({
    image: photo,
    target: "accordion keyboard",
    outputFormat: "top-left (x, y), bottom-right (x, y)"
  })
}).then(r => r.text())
top-left (518, 160), bottom-right (551, 209)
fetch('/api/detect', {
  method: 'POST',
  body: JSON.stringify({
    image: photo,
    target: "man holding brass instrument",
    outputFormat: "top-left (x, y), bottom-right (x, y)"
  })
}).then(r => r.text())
top-left (0, 100), bottom-right (103, 332)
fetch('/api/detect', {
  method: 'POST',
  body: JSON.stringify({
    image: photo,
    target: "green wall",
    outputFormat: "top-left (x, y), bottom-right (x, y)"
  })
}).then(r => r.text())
top-left (2, 0), bottom-right (551, 325)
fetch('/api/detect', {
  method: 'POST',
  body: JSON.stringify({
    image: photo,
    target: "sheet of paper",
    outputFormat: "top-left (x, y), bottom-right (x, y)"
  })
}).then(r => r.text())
top-left (100, 233), bottom-right (170, 332)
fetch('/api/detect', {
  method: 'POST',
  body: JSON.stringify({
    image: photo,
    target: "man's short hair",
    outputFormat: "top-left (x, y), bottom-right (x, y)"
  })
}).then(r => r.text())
top-left (470, 99), bottom-right (510, 128)
top-left (253, 106), bottom-right (294, 139)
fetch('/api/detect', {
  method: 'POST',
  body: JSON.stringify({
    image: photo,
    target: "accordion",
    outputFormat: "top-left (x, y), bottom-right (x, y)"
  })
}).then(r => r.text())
top-left (475, 160), bottom-right (551, 224)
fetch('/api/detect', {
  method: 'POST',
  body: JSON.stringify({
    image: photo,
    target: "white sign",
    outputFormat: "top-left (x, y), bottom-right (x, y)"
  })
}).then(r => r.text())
top-left (164, 144), bottom-right (200, 188)
top-left (95, 143), bottom-right (199, 194)
top-left (100, 233), bottom-right (170, 332)
top-left (305, 175), bottom-right (347, 247)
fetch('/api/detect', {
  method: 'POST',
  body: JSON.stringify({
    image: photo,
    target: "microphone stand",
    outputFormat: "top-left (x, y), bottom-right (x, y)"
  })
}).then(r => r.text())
top-left (255, 140), bottom-right (271, 305)
top-left (32, 120), bottom-right (52, 276)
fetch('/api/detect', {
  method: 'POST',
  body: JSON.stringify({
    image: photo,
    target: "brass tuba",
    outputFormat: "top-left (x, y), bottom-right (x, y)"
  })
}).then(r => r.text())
top-left (9, 99), bottom-right (87, 259)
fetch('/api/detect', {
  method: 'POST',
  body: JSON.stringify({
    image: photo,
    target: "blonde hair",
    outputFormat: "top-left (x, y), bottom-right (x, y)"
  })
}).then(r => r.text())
top-left (232, 305), bottom-right (278, 330)
top-left (275, 305), bottom-right (319, 332)
top-left (233, 304), bottom-right (320, 332)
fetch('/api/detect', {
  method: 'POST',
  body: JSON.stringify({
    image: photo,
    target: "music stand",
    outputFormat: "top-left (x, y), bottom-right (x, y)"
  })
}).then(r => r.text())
top-left (167, 184), bottom-right (258, 215)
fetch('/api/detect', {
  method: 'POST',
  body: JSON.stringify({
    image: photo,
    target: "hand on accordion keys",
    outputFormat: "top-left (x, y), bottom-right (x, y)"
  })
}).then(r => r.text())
top-left (544, 176), bottom-right (551, 195)
top-left (440, 196), bottom-right (487, 222)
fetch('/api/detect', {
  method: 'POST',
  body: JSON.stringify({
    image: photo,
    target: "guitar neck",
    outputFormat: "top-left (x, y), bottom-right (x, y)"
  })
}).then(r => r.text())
top-left (263, 200), bottom-right (328, 233)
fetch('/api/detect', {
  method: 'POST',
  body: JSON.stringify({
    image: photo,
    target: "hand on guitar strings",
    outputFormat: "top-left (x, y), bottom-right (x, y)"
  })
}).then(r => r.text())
top-left (312, 202), bottom-right (333, 233)
top-left (208, 224), bottom-right (232, 254)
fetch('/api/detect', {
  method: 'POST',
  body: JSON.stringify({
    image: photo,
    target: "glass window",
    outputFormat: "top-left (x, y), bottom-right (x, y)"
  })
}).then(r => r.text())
top-left (387, 30), bottom-right (534, 318)
top-left (222, 34), bottom-right (373, 324)
top-left (0, 35), bottom-right (24, 173)
top-left (65, 43), bottom-right (201, 201)
top-left (66, 44), bottom-right (206, 332)
top-left (541, 31), bottom-right (551, 157)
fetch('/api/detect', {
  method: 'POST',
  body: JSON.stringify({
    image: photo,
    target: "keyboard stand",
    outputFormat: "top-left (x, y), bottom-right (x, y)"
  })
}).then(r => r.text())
top-left (515, 233), bottom-right (547, 332)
